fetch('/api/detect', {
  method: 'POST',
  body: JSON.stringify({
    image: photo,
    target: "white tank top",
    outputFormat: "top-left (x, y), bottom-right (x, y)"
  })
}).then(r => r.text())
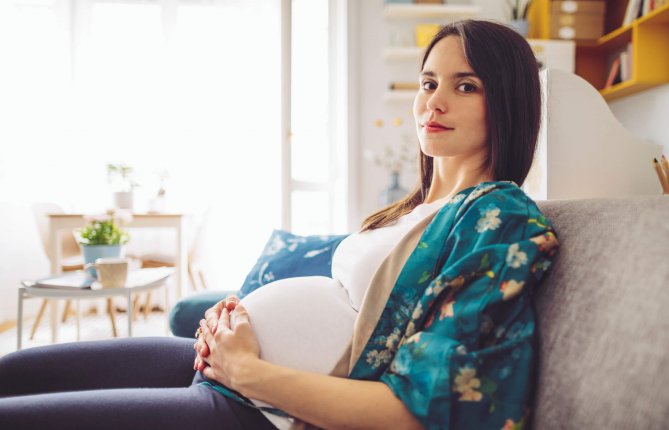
top-left (332, 197), bottom-right (450, 311)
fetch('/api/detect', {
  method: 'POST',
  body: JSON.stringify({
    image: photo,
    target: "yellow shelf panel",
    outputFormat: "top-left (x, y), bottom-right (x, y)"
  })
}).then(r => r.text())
top-left (601, 80), bottom-right (659, 101)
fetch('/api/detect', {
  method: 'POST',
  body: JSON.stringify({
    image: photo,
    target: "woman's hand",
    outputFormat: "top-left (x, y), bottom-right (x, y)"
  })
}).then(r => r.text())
top-left (193, 295), bottom-right (239, 371)
top-left (199, 303), bottom-right (261, 389)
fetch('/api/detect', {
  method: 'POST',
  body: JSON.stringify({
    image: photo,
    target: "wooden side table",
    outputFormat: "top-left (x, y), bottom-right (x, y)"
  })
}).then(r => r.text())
top-left (17, 268), bottom-right (174, 350)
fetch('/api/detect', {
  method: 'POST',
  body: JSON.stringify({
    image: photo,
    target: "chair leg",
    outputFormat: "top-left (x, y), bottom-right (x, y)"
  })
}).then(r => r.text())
top-left (30, 299), bottom-right (49, 340)
top-left (61, 299), bottom-right (73, 323)
top-left (131, 295), bottom-right (141, 321)
top-left (188, 263), bottom-right (199, 291)
top-left (198, 270), bottom-right (208, 290)
top-left (106, 298), bottom-right (118, 337)
top-left (143, 293), bottom-right (151, 320)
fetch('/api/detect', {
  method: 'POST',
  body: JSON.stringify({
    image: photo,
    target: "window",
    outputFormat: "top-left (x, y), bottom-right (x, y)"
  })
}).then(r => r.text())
top-left (288, 0), bottom-right (348, 235)
top-left (0, 0), bottom-right (348, 288)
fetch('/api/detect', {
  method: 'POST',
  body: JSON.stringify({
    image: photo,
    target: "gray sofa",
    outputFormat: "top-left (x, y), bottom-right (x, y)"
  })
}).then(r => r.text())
top-left (533, 196), bottom-right (669, 429)
top-left (171, 195), bottom-right (669, 429)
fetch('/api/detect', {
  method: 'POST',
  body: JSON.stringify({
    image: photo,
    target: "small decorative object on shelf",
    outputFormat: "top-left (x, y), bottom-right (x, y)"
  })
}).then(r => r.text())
top-left (368, 117), bottom-right (417, 206)
top-left (148, 169), bottom-right (170, 213)
top-left (76, 210), bottom-right (132, 277)
top-left (507, 0), bottom-right (533, 37)
top-left (107, 163), bottom-right (139, 210)
top-left (380, 171), bottom-right (409, 206)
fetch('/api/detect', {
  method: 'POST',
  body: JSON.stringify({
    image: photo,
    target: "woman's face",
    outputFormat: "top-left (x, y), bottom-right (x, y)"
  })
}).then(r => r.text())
top-left (413, 36), bottom-right (489, 161)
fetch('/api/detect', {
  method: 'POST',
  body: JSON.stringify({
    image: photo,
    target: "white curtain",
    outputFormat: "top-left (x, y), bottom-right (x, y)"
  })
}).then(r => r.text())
top-left (0, 0), bottom-right (283, 291)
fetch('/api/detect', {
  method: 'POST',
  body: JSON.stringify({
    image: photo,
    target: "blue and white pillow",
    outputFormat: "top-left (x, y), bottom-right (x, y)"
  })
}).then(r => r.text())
top-left (238, 230), bottom-right (348, 298)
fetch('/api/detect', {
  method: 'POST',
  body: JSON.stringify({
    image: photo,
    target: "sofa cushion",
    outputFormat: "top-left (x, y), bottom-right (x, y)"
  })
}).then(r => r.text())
top-left (533, 196), bottom-right (669, 430)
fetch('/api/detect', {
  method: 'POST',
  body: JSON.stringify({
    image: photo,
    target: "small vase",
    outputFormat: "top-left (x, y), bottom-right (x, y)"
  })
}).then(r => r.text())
top-left (81, 244), bottom-right (123, 277)
top-left (380, 171), bottom-right (408, 206)
top-left (113, 191), bottom-right (134, 210)
top-left (508, 19), bottom-right (529, 37)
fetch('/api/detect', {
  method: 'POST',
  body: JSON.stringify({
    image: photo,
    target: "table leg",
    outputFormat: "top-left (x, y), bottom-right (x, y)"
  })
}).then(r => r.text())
top-left (49, 300), bottom-right (58, 343)
top-left (164, 283), bottom-right (170, 335)
top-left (17, 289), bottom-right (24, 351)
top-left (176, 222), bottom-right (187, 300)
top-left (106, 298), bottom-right (118, 337)
top-left (127, 291), bottom-right (132, 337)
top-left (75, 299), bottom-right (81, 341)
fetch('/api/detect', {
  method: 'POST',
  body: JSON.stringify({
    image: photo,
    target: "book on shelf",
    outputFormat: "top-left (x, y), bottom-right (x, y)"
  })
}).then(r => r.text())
top-left (623, 0), bottom-right (643, 25)
top-left (619, 43), bottom-right (633, 82)
top-left (641, 0), bottom-right (668, 16)
top-left (605, 57), bottom-right (622, 88)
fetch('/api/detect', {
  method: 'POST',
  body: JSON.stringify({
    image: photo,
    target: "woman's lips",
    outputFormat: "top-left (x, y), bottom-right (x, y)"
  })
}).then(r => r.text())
top-left (423, 123), bottom-right (454, 133)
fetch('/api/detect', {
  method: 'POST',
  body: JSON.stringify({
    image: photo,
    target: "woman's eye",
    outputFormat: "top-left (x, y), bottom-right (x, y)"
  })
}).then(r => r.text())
top-left (457, 82), bottom-right (477, 93)
top-left (421, 81), bottom-right (437, 91)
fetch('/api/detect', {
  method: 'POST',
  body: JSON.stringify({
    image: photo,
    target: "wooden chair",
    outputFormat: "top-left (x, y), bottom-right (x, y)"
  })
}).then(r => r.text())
top-left (129, 208), bottom-right (210, 321)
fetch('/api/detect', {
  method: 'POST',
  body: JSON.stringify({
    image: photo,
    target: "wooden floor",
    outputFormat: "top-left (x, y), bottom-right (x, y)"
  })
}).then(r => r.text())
top-left (0, 319), bottom-right (16, 334)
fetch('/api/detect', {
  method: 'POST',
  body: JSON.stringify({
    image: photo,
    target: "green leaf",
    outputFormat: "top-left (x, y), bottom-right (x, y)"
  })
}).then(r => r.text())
top-left (479, 253), bottom-right (490, 270)
top-left (418, 271), bottom-right (431, 284)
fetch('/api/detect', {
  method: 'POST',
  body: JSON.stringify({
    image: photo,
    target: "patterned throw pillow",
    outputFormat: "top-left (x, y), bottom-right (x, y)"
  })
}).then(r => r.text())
top-left (238, 230), bottom-right (348, 298)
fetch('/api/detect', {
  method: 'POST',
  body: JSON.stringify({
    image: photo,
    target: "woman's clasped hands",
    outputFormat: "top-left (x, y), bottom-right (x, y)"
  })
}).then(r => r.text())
top-left (193, 296), bottom-right (261, 389)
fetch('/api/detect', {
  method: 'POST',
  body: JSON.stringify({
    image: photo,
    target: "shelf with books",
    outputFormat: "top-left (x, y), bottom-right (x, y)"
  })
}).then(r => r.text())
top-left (574, 1), bottom-right (669, 101)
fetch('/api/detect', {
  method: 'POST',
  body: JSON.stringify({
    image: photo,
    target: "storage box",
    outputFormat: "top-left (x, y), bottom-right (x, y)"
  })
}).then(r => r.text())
top-left (550, 1), bottom-right (605, 40)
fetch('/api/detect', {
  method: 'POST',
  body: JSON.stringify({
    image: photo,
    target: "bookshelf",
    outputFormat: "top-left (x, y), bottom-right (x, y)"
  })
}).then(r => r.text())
top-left (530, 0), bottom-right (669, 102)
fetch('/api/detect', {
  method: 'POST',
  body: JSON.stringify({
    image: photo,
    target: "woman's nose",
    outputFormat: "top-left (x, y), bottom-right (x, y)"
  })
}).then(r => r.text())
top-left (426, 91), bottom-right (447, 114)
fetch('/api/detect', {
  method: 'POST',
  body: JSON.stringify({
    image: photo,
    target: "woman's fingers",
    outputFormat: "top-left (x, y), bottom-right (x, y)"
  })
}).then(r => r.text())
top-left (230, 303), bottom-right (250, 328)
top-left (205, 300), bottom-right (225, 334)
top-left (224, 295), bottom-right (240, 312)
top-left (217, 307), bottom-right (231, 334)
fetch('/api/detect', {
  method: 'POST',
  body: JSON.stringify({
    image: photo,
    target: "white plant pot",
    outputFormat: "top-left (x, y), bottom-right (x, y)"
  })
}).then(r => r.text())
top-left (113, 191), bottom-right (134, 210)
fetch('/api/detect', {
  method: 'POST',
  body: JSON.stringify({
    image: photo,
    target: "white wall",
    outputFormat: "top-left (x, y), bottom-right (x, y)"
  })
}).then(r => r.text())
top-left (609, 85), bottom-right (669, 156)
top-left (0, 203), bottom-right (49, 322)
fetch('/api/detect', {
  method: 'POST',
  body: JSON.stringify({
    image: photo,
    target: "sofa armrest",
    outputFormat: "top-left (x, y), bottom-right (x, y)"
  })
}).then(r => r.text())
top-left (169, 291), bottom-right (236, 338)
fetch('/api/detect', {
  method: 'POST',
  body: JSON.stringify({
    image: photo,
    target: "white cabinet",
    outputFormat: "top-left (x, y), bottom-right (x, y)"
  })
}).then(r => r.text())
top-left (527, 39), bottom-right (575, 73)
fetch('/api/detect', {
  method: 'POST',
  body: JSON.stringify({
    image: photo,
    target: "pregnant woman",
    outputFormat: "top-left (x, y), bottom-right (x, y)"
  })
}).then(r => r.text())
top-left (0, 20), bottom-right (559, 430)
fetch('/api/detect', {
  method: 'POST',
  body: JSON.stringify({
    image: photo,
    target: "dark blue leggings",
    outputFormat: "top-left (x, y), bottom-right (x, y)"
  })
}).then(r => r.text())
top-left (0, 337), bottom-right (277, 430)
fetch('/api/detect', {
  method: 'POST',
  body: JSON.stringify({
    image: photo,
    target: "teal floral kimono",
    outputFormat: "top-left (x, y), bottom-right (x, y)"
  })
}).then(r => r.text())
top-left (346, 181), bottom-right (559, 430)
top-left (205, 181), bottom-right (558, 430)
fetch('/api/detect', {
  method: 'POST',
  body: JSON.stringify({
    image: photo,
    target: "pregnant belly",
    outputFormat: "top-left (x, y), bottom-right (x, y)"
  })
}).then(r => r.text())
top-left (238, 276), bottom-right (357, 375)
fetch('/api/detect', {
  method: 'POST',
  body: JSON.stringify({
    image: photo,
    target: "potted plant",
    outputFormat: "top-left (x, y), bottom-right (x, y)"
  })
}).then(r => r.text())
top-left (107, 163), bottom-right (138, 210)
top-left (507, 0), bottom-right (533, 37)
top-left (77, 211), bottom-right (131, 277)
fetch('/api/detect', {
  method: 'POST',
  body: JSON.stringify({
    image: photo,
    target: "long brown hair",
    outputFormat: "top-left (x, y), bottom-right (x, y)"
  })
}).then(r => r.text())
top-left (361, 20), bottom-right (542, 232)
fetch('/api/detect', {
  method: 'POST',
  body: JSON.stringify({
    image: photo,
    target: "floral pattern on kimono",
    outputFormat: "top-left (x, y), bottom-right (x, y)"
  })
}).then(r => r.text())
top-left (349, 181), bottom-right (558, 430)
